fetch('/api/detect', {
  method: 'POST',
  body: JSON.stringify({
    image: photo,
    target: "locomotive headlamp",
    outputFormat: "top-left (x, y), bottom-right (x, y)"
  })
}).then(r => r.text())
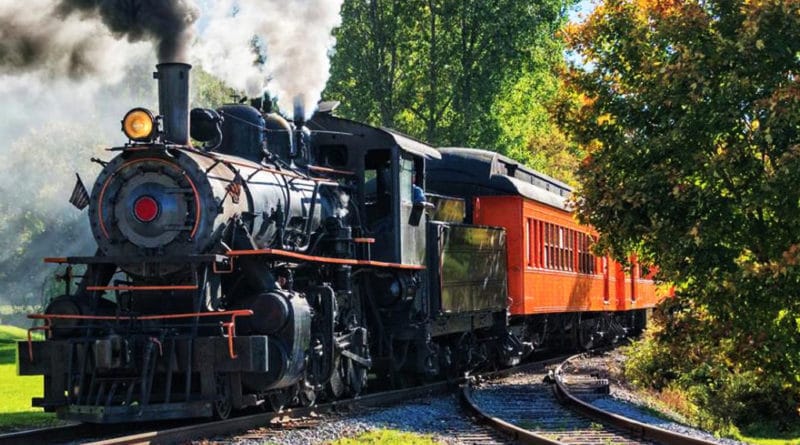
top-left (122, 108), bottom-right (155, 142)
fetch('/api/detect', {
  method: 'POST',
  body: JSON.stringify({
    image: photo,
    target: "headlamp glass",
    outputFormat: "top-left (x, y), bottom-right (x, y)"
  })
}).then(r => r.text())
top-left (122, 108), bottom-right (155, 142)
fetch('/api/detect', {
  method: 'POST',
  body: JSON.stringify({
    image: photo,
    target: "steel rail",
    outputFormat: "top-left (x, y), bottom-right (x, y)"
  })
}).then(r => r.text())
top-left (461, 382), bottom-right (561, 445)
top-left (0, 421), bottom-right (193, 445)
top-left (462, 350), bottom-right (723, 445)
top-left (552, 353), bottom-right (719, 445)
top-left (0, 423), bottom-right (86, 445)
top-left (87, 379), bottom-right (458, 445)
top-left (458, 353), bottom-right (577, 445)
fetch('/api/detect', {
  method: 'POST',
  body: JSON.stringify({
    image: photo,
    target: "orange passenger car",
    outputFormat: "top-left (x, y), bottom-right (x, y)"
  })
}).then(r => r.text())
top-left (428, 147), bottom-right (663, 348)
top-left (474, 195), bottom-right (660, 317)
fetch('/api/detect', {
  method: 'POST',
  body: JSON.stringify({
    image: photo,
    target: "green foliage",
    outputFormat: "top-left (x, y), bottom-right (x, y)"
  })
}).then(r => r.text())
top-left (494, 51), bottom-right (584, 184)
top-left (567, 0), bottom-right (800, 430)
top-left (326, 0), bottom-right (579, 177)
top-left (192, 66), bottom-right (237, 109)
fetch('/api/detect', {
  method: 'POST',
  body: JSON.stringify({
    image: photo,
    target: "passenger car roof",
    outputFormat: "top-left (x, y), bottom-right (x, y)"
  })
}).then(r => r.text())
top-left (429, 147), bottom-right (572, 211)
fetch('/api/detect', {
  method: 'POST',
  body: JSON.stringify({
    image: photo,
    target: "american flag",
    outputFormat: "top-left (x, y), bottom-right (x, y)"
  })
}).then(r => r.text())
top-left (69, 173), bottom-right (90, 210)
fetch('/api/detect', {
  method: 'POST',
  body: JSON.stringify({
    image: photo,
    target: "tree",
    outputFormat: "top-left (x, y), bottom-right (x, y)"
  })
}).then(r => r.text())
top-left (566, 0), bottom-right (800, 430)
top-left (326, 0), bottom-right (575, 165)
top-left (325, 0), bottom-right (418, 128)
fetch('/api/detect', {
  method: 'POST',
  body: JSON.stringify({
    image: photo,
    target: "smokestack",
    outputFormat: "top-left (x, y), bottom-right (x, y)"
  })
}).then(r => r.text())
top-left (293, 96), bottom-right (305, 126)
top-left (155, 63), bottom-right (191, 145)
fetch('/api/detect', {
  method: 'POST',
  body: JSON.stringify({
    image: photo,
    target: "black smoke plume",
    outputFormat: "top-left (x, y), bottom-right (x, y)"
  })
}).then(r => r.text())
top-left (57, 0), bottom-right (200, 63)
top-left (0, 1), bottom-right (118, 79)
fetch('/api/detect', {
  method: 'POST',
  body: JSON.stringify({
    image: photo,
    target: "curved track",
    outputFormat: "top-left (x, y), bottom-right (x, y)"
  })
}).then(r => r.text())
top-left (463, 352), bottom-right (720, 445)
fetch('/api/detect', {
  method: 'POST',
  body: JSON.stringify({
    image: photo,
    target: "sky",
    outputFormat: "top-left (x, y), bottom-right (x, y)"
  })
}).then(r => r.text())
top-left (566, 0), bottom-right (599, 67)
top-left (570, 0), bottom-right (599, 23)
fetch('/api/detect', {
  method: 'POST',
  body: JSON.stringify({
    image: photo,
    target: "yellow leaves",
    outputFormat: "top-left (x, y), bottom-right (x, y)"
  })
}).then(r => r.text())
top-left (734, 244), bottom-right (800, 279)
top-left (755, 39), bottom-right (765, 50)
top-left (634, 0), bottom-right (682, 20)
top-left (750, 119), bottom-right (760, 131)
top-left (562, 22), bottom-right (581, 46)
top-left (596, 113), bottom-right (616, 125)
top-left (585, 139), bottom-right (604, 154)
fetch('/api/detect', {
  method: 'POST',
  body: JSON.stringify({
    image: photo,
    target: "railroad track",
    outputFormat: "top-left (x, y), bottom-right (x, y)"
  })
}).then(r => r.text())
top-left (0, 353), bottom-right (570, 445)
top-left (0, 374), bottom-right (463, 445)
top-left (9, 351), bottom-right (712, 445)
top-left (462, 352), bottom-right (720, 445)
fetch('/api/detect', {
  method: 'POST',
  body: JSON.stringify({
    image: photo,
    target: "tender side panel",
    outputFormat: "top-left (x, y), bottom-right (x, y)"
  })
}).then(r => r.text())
top-left (427, 222), bottom-right (507, 314)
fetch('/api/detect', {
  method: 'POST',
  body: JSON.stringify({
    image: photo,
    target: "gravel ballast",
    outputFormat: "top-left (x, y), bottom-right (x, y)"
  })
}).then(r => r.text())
top-left (213, 395), bottom-right (504, 445)
top-left (207, 350), bottom-right (747, 444)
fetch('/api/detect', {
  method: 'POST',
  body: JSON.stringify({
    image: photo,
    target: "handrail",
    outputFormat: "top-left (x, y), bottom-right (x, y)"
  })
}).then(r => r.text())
top-left (26, 310), bottom-right (253, 362)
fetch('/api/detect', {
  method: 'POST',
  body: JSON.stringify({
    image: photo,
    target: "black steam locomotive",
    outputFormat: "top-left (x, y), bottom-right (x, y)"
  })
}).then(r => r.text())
top-left (18, 64), bottom-right (525, 422)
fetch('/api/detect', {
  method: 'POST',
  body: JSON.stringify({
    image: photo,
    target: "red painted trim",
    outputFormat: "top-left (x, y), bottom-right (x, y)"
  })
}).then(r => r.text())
top-left (26, 310), bottom-right (253, 360)
top-left (219, 157), bottom-right (303, 178)
top-left (97, 171), bottom-right (115, 239)
top-left (226, 248), bottom-right (425, 270)
top-left (182, 147), bottom-right (338, 184)
top-left (28, 309), bottom-right (252, 322)
top-left (308, 165), bottom-right (355, 176)
top-left (183, 171), bottom-right (202, 239)
top-left (44, 257), bottom-right (68, 264)
top-left (86, 285), bottom-right (199, 292)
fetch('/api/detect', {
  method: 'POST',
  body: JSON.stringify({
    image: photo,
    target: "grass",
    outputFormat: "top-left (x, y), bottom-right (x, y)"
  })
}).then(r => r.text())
top-left (331, 429), bottom-right (441, 444)
top-left (737, 425), bottom-right (800, 445)
top-left (0, 325), bottom-right (63, 432)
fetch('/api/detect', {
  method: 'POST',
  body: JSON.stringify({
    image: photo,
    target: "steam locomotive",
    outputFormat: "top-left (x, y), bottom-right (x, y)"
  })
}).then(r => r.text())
top-left (17, 64), bottom-right (661, 423)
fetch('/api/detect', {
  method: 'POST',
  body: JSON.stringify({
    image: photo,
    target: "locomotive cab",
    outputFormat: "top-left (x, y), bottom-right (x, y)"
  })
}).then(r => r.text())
top-left (307, 112), bottom-right (440, 266)
top-left (361, 148), bottom-right (429, 265)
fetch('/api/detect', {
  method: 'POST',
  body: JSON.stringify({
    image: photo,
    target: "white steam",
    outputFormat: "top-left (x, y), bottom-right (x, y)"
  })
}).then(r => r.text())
top-left (0, 56), bottom-right (157, 310)
top-left (194, 0), bottom-right (267, 97)
top-left (195, 0), bottom-right (344, 119)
